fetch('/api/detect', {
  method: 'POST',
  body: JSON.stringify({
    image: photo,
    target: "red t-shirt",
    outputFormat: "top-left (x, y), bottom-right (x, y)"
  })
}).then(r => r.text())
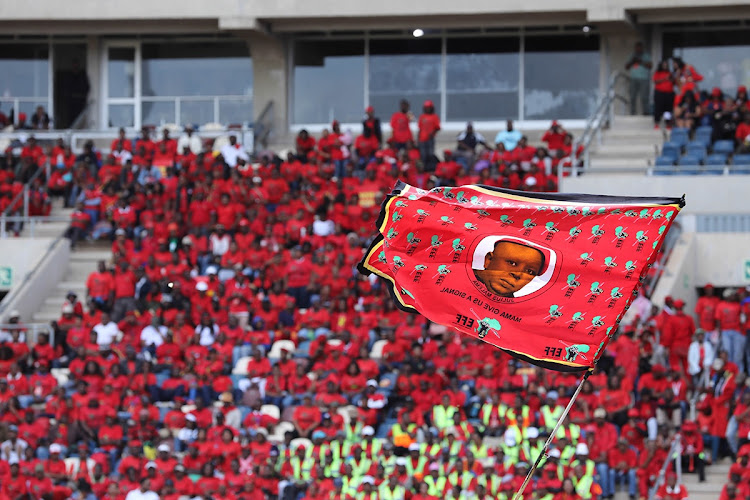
top-left (390, 112), bottom-right (413, 143)
top-left (715, 301), bottom-right (741, 331)
top-left (418, 113), bottom-right (441, 142)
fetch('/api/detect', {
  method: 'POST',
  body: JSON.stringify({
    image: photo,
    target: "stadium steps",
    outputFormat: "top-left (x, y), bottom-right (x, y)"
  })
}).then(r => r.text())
top-left (31, 247), bottom-right (110, 323)
top-left (587, 115), bottom-right (664, 170)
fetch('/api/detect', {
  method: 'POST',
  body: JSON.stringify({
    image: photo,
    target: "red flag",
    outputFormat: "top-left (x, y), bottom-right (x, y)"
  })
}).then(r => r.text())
top-left (358, 182), bottom-right (684, 372)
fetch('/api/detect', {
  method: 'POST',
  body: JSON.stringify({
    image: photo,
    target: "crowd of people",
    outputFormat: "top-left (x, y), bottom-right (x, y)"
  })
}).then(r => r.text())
top-left (0, 100), bottom-right (749, 500)
top-left (625, 41), bottom-right (750, 158)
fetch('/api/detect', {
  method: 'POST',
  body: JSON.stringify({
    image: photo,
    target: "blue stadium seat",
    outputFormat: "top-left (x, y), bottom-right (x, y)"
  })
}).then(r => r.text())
top-left (669, 128), bottom-right (690, 147)
top-left (677, 155), bottom-right (702, 173)
top-left (702, 164), bottom-right (724, 175)
top-left (653, 166), bottom-right (675, 176)
top-left (155, 372), bottom-right (169, 387)
top-left (230, 374), bottom-right (248, 388)
top-left (654, 156), bottom-right (675, 167)
top-left (713, 140), bottom-right (735, 155)
top-left (685, 144), bottom-right (707, 161)
top-left (733, 154), bottom-right (750, 166)
top-left (661, 142), bottom-right (681, 160)
top-left (694, 126), bottom-right (713, 147)
top-left (159, 406), bottom-right (170, 422)
top-left (705, 154), bottom-right (727, 166)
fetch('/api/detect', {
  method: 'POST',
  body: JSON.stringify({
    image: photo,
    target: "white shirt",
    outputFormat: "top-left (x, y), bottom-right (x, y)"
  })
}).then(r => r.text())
top-left (125, 489), bottom-right (160, 500)
top-left (687, 340), bottom-right (715, 375)
top-left (195, 324), bottom-right (218, 346)
top-left (312, 218), bottom-right (335, 237)
top-left (0, 438), bottom-right (28, 462)
top-left (140, 325), bottom-right (167, 347)
top-left (93, 321), bottom-right (120, 346)
top-left (210, 233), bottom-right (231, 256)
top-left (177, 133), bottom-right (202, 155)
top-left (220, 142), bottom-right (249, 167)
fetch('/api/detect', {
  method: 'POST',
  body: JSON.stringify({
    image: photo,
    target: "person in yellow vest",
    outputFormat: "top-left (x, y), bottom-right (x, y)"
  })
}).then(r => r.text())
top-left (406, 443), bottom-right (429, 477)
top-left (555, 414), bottom-right (582, 444)
top-left (479, 393), bottom-right (506, 436)
top-left (379, 444), bottom-right (397, 475)
top-left (424, 462), bottom-right (448, 497)
top-left (432, 394), bottom-right (459, 431)
top-left (540, 391), bottom-right (565, 430)
top-left (379, 475), bottom-right (406, 500)
top-left (501, 428), bottom-right (520, 463)
top-left (469, 483), bottom-right (493, 500)
top-left (442, 432), bottom-right (465, 458)
top-left (420, 433), bottom-right (443, 460)
top-left (523, 427), bottom-right (545, 464)
top-left (391, 412), bottom-right (419, 451)
top-left (362, 426), bottom-right (383, 458)
top-left (444, 413), bottom-right (474, 442)
top-left (466, 433), bottom-right (489, 460)
top-left (447, 459), bottom-right (476, 491)
top-left (570, 443), bottom-right (597, 481)
top-left (505, 395), bottom-right (532, 428)
top-left (571, 462), bottom-right (602, 500)
top-left (492, 446), bottom-right (516, 478)
top-left (555, 437), bottom-right (577, 467)
top-left (357, 476), bottom-right (380, 500)
top-left (475, 463), bottom-right (503, 496)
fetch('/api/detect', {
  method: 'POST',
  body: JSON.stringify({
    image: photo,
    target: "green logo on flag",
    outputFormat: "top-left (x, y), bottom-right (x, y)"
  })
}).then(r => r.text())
top-left (406, 232), bottom-right (421, 245)
top-left (523, 218), bottom-right (536, 228)
top-left (386, 228), bottom-right (398, 240)
top-left (392, 256), bottom-right (404, 268)
top-left (378, 251), bottom-right (387, 264)
top-left (440, 216), bottom-right (454, 225)
top-left (392, 212), bottom-right (403, 222)
top-left (464, 222), bottom-right (478, 231)
top-left (430, 235), bottom-right (443, 247)
top-left (395, 200), bottom-right (408, 207)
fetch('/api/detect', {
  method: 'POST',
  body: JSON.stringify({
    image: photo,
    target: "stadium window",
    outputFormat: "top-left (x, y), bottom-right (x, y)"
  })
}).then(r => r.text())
top-left (292, 39), bottom-right (365, 125)
top-left (445, 37), bottom-right (521, 122)
top-left (0, 44), bottom-right (50, 119)
top-left (663, 29), bottom-right (750, 96)
top-left (140, 42), bottom-right (253, 126)
top-left (368, 37), bottom-right (441, 121)
top-left (523, 34), bottom-right (600, 120)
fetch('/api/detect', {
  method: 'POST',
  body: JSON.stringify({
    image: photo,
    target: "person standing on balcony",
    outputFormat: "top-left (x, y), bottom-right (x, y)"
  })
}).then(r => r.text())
top-left (625, 42), bottom-right (652, 115)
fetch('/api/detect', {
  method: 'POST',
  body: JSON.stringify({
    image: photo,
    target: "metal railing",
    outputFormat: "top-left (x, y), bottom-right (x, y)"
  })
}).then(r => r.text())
top-left (0, 323), bottom-right (56, 346)
top-left (642, 222), bottom-right (683, 299)
top-left (253, 100), bottom-right (275, 151)
top-left (648, 434), bottom-right (682, 500)
top-left (0, 164), bottom-right (50, 237)
top-left (69, 100), bottom-right (94, 130)
top-left (574, 71), bottom-right (630, 171)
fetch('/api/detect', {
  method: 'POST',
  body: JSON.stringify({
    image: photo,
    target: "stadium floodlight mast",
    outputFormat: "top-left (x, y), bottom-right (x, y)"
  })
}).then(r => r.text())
top-left (412, 28), bottom-right (424, 38)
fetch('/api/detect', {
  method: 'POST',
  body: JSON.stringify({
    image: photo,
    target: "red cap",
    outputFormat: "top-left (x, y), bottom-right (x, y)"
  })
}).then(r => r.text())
top-left (704, 283), bottom-right (714, 289)
top-left (627, 408), bottom-right (640, 418)
top-left (551, 120), bottom-right (559, 126)
top-left (739, 85), bottom-right (748, 93)
top-left (374, 151), bottom-right (385, 159)
top-left (18, 112), bottom-right (26, 121)
top-left (664, 296), bottom-right (673, 305)
top-left (673, 299), bottom-right (685, 309)
top-left (652, 364), bottom-right (666, 373)
top-left (443, 149), bottom-right (453, 156)
top-left (682, 420), bottom-right (697, 431)
top-left (711, 87), bottom-right (722, 97)
top-left (239, 218), bottom-right (250, 227)
top-left (365, 106), bottom-right (374, 113)
top-left (424, 100), bottom-right (434, 108)
top-left (130, 440), bottom-right (142, 447)
top-left (666, 471), bottom-right (676, 480)
top-left (167, 223), bottom-right (178, 232)
top-left (332, 120), bottom-right (339, 127)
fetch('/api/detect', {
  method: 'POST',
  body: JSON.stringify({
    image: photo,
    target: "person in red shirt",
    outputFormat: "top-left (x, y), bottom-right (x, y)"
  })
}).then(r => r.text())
top-left (417, 100), bottom-right (440, 169)
top-left (654, 472), bottom-right (688, 500)
top-left (27, 463), bottom-right (54, 499)
top-left (292, 395), bottom-right (321, 438)
top-left (2, 461), bottom-right (27, 499)
top-left (653, 60), bottom-right (675, 128)
top-left (541, 121), bottom-right (567, 152)
top-left (716, 288), bottom-right (744, 368)
top-left (112, 260), bottom-right (136, 321)
top-left (607, 438), bottom-right (637, 497)
top-left (661, 299), bottom-right (696, 375)
top-left (285, 247), bottom-right (312, 308)
top-left (390, 99), bottom-right (413, 151)
top-left (736, 112), bottom-right (750, 153)
top-left (66, 201), bottom-right (92, 249)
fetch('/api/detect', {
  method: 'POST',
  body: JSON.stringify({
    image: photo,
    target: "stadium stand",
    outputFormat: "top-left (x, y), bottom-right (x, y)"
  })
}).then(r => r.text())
top-left (1, 99), bottom-right (748, 500)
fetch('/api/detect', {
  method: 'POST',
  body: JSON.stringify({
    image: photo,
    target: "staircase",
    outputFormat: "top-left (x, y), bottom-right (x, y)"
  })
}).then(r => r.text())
top-left (21, 198), bottom-right (110, 324)
top-left (608, 461), bottom-right (728, 500)
top-left (588, 115), bottom-right (664, 170)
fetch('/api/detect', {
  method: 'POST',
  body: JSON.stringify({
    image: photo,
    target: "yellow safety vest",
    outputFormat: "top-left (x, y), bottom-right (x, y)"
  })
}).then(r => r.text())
top-left (571, 459), bottom-right (596, 478)
top-left (572, 474), bottom-right (595, 500)
top-left (290, 456), bottom-right (315, 481)
top-left (405, 456), bottom-right (428, 477)
top-left (467, 441), bottom-right (489, 459)
top-left (560, 446), bottom-right (576, 466)
top-left (439, 440), bottom-right (463, 457)
top-left (540, 405), bottom-right (564, 429)
top-left (505, 406), bottom-right (530, 427)
top-left (346, 421), bottom-right (364, 442)
top-left (351, 457), bottom-right (372, 477)
top-left (420, 442), bottom-right (442, 458)
top-left (555, 423), bottom-right (581, 442)
top-left (432, 406), bottom-right (458, 429)
top-left (424, 475), bottom-right (448, 496)
top-left (355, 492), bottom-right (378, 500)
top-left (476, 474), bottom-right (502, 495)
top-left (480, 403), bottom-right (506, 426)
top-left (391, 423), bottom-right (417, 447)
top-left (447, 470), bottom-right (475, 489)
top-left (378, 484), bottom-right (405, 500)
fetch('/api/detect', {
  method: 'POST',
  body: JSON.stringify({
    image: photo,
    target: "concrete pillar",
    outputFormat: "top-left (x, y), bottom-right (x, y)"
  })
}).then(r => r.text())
top-left (598, 25), bottom-right (652, 116)
top-left (85, 35), bottom-right (101, 129)
top-left (247, 32), bottom-right (290, 147)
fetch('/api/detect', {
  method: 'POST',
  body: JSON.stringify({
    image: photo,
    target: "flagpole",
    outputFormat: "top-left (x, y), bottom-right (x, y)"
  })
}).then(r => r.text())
top-left (512, 369), bottom-right (592, 500)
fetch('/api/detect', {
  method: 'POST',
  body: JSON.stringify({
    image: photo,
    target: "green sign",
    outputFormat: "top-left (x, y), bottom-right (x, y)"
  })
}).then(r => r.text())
top-left (0, 266), bottom-right (11, 287)
top-left (745, 260), bottom-right (750, 280)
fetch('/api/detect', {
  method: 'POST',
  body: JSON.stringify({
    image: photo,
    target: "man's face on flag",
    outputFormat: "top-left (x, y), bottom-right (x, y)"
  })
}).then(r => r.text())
top-left (475, 241), bottom-right (544, 297)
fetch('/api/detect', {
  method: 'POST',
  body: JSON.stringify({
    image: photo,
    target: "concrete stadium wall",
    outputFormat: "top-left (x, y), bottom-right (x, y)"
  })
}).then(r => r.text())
top-left (0, 238), bottom-right (70, 322)
top-left (651, 232), bottom-right (750, 312)
top-left (561, 174), bottom-right (750, 215)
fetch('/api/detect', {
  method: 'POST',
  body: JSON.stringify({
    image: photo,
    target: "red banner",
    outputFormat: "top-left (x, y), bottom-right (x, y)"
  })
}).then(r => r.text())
top-left (358, 182), bottom-right (684, 371)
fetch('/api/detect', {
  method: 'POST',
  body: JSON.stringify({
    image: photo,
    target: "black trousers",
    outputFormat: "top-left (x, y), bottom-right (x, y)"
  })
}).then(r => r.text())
top-left (654, 91), bottom-right (675, 124)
